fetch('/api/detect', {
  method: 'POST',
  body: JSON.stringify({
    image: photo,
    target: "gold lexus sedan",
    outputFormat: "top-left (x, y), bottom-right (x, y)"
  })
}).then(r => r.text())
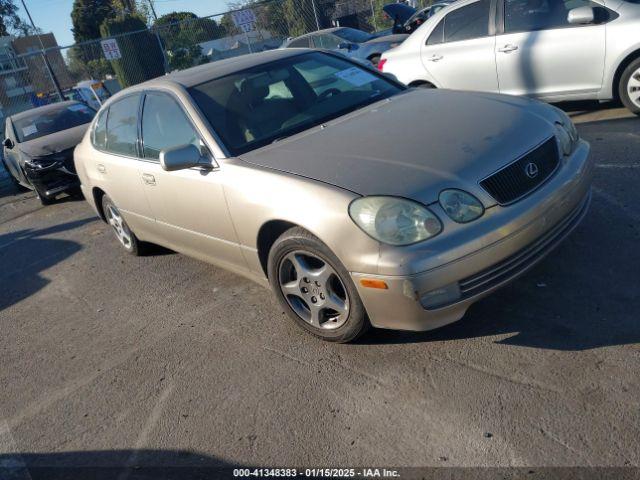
top-left (75, 49), bottom-right (593, 342)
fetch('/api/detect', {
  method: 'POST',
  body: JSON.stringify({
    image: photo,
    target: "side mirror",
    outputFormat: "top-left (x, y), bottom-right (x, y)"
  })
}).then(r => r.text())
top-left (3, 138), bottom-right (14, 149)
top-left (568, 6), bottom-right (595, 24)
top-left (160, 144), bottom-right (205, 171)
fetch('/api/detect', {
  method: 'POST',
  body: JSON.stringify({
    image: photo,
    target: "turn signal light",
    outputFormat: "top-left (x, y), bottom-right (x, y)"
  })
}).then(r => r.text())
top-left (360, 279), bottom-right (388, 290)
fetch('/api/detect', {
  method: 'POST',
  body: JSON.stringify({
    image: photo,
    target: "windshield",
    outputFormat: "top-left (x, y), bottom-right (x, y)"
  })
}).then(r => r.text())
top-left (13, 103), bottom-right (95, 143)
top-left (189, 52), bottom-right (402, 155)
top-left (333, 28), bottom-right (373, 43)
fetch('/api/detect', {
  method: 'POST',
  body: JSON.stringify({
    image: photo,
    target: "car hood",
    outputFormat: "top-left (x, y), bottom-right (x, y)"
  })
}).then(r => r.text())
top-left (364, 33), bottom-right (409, 45)
top-left (17, 124), bottom-right (89, 157)
top-left (239, 89), bottom-right (559, 205)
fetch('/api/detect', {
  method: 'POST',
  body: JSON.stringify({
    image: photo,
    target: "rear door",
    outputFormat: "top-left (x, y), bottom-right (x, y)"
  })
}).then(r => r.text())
top-left (495, 0), bottom-right (607, 98)
top-left (420, 0), bottom-right (499, 91)
top-left (137, 91), bottom-right (245, 270)
top-left (90, 93), bottom-right (156, 236)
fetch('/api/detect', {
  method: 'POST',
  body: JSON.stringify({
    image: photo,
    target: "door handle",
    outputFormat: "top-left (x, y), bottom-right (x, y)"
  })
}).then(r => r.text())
top-left (498, 44), bottom-right (519, 53)
top-left (142, 173), bottom-right (156, 186)
top-left (427, 54), bottom-right (443, 62)
top-left (97, 164), bottom-right (106, 173)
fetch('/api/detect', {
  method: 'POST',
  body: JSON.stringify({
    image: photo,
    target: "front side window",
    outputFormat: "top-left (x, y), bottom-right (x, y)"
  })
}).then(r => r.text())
top-left (334, 28), bottom-right (373, 43)
top-left (105, 94), bottom-right (140, 157)
top-left (189, 52), bottom-right (402, 156)
top-left (313, 34), bottom-right (343, 50)
top-left (141, 92), bottom-right (200, 160)
top-left (443, 0), bottom-right (491, 42)
top-left (504, 0), bottom-right (606, 32)
top-left (13, 103), bottom-right (95, 143)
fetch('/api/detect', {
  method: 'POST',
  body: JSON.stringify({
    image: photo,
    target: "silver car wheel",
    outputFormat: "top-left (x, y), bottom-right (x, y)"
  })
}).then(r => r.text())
top-left (106, 204), bottom-right (132, 249)
top-left (278, 250), bottom-right (350, 330)
top-left (627, 67), bottom-right (640, 109)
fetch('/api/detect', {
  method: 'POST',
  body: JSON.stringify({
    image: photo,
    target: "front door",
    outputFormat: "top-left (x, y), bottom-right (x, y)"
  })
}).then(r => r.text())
top-left (420, 0), bottom-right (499, 92)
top-left (496, 0), bottom-right (607, 98)
top-left (138, 91), bottom-right (245, 272)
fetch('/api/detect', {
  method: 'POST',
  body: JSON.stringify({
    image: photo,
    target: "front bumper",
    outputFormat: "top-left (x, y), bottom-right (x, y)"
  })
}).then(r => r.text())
top-left (351, 140), bottom-right (594, 331)
top-left (24, 158), bottom-right (79, 198)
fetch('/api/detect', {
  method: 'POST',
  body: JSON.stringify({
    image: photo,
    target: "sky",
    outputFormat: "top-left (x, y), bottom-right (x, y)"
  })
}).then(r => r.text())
top-left (16, 0), bottom-right (230, 47)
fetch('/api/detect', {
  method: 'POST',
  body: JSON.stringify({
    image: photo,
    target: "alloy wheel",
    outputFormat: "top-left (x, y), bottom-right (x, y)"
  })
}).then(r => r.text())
top-left (627, 67), bottom-right (640, 110)
top-left (106, 204), bottom-right (133, 249)
top-left (278, 250), bottom-right (350, 330)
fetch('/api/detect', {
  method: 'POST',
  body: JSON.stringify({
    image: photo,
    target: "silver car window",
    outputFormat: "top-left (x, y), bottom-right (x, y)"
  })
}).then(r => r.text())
top-left (141, 92), bottom-right (200, 160)
top-left (443, 0), bottom-right (491, 42)
top-left (504, 0), bottom-right (606, 32)
top-left (105, 94), bottom-right (141, 157)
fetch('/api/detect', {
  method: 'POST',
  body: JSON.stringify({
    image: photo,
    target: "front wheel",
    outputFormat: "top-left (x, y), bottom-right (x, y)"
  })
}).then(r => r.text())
top-left (619, 58), bottom-right (640, 115)
top-left (102, 194), bottom-right (143, 256)
top-left (268, 227), bottom-right (369, 343)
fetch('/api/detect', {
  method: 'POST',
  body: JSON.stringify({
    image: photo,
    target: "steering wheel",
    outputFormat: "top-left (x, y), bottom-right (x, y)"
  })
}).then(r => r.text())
top-left (317, 88), bottom-right (341, 102)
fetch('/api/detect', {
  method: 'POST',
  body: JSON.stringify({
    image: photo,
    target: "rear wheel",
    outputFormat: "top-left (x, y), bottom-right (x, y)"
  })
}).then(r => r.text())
top-left (102, 194), bottom-right (143, 256)
top-left (268, 227), bottom-right (369, 343)
top-left (619, 58), bottom-right (640, 115)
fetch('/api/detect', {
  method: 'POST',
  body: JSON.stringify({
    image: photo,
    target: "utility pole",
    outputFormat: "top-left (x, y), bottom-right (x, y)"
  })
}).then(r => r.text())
top-left (20, 0), bottom-right (64, 102)
top-left (147, 0), bottom-right (159, 21)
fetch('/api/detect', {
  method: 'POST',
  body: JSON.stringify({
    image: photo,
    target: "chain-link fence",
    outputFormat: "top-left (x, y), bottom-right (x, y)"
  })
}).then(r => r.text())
top-left (0, 0), bottom-right (437, 136)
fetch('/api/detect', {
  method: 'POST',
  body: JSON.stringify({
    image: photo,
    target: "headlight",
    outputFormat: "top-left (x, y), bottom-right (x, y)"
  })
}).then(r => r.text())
top-left (439, 189), bottom-right (484, 223)
top-left (349, 196), bottom-right (442, 246)
top-left (553, 110), bottom-right (579, 156)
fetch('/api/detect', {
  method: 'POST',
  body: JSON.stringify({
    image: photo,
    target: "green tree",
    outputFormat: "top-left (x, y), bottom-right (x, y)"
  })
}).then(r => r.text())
top-left (154, 12), bottom-right (223, 71)
top-left (71, 0), bottom-right (118, 42)
top-left (100, 14), bottom-right (165, 87)
top-left (281, 0), bottom-right (317, 37)
top-left (0, 0), bottom-right (39, 36)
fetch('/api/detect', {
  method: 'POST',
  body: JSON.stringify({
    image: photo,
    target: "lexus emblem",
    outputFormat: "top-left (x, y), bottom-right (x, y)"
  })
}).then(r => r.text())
top-left (525, 162), bottom-right (539, 179)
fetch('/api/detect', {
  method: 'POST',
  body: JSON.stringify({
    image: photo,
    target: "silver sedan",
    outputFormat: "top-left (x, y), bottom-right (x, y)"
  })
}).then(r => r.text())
top-left (75, 49), bottom-right (593, 342)
top-left (380, 0), bottom-right (640, 114)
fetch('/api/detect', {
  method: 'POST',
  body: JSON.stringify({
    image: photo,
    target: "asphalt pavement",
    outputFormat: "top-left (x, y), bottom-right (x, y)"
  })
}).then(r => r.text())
top-left (0, 102), bottom-right (638, 476)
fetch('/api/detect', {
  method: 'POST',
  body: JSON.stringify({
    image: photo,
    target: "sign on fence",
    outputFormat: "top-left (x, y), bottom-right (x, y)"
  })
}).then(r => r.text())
top-left (101, 39), bottom-right (122, 60)
top-left (231, 9), bottom-right (257, 33)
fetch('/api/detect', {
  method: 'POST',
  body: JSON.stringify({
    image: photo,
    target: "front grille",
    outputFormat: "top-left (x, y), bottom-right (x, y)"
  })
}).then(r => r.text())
top-left (457, 192), bottom-right (590, 300)
top-left (480, 137), bottom-right (559, 205)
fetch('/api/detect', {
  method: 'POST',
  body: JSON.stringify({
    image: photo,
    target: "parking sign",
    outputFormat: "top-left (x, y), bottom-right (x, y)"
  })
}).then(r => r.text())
top-left (231, 9), bottom-right (257, 33)
top-left (101, 39), bottom-right (122, 60)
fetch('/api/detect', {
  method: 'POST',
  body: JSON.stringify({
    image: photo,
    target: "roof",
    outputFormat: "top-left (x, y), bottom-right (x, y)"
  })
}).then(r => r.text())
top-left (9, 101), bottom-right (80, 122)
top-left (142, 49), bottom-right (310, 89)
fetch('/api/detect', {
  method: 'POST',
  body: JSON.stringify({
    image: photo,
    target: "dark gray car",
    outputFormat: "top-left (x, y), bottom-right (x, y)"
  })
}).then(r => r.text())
top-left (3, 101), bottom-right (95, 204)
top-left (281, 27), bottom-right (408, 66)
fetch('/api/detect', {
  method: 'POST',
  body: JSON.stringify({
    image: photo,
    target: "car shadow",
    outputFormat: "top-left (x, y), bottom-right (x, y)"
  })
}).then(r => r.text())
top-left (0, 218), bottom-right (96, 312)
top-left (360, 177), bottom-right (639, 351)
top-left (0, 449), bottom-right (244, 480)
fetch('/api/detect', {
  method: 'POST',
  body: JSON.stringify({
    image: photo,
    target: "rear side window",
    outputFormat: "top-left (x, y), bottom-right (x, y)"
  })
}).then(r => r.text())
top-left (443, 0), bottom-right (491, 42)
top-left (93, 108), bottom-right (108, 150)
top-left (426, 19), bottom-right (445, 44)
top-left (141, 92), bottom-right (200, 160)
top-left (105, 94), bottom-right (140, 157)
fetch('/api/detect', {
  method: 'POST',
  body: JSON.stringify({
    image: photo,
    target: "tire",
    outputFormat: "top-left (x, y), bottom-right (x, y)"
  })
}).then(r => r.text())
top-left (102, 194), bottom-right (143, 256)
top-left (267, 227), bottom-right (370, 343)
top-left (618, 58), bottom-right (640, 115)
top-left (412, 81), bottom-right (435, 89)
